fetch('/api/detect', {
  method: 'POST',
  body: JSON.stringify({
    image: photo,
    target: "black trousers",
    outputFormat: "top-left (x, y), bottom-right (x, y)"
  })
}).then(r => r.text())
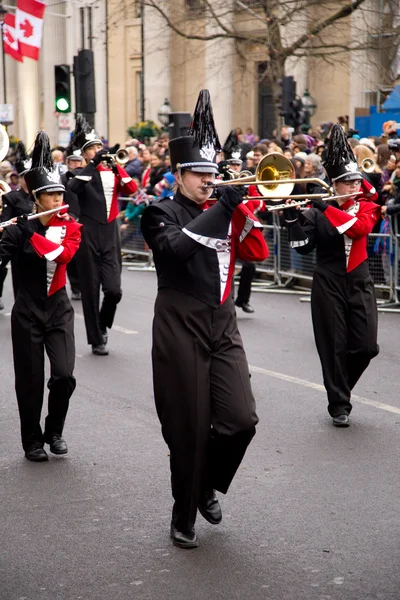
top-left (236, 261), bottom-right (256, 304)
top-left (152, 289), bottom-right (258, 532)
top-left (11, 289), bottom-right (76, 450)
top-left (311, 266), bottom-right (379, 417)
top-left (67, 256), bottom-right (80, 295)
top-left (0, 263), bottom-right (7, 297)
top-left (76, 217), bottom-right (122, 346)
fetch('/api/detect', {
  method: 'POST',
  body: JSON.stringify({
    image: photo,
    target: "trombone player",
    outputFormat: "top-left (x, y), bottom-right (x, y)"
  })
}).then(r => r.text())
top-left (284, 124), bottom-right (380, 427)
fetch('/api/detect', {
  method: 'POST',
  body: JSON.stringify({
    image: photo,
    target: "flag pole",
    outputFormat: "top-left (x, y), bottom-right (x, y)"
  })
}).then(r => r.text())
top-left (0, 5), bottom-right (7, 104)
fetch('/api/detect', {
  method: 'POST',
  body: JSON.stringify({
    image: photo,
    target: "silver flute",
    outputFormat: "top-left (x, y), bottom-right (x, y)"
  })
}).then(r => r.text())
top-left (0, 205), bottom-right (69, 229)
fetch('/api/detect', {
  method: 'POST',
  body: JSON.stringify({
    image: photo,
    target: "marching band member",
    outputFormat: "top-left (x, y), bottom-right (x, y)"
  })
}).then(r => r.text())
top-left (220, 130), bottom-right (264, 314)
top-left (0, 132), bottom-right (82, 461)
top-left (141, 90), bottom-right (268, 549)
top-left (62, 144), bottom-right (84, 301)
top-left (68, 115), bottom-right (137, 355)
top-left (0, 142), bottom-right (34, 303)
top-left (285, 124), bottom-right (380, 427)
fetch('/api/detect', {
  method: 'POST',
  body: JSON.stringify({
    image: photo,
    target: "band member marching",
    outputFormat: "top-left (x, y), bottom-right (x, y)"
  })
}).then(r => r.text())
top-left (141, 90), bottom-right (268, 549)
top-left (220, 130), bottom-right (265, 314)
top-left (68, 115), bottom-right (137, 355)
top-left (0, 142), bottom-right (34, 303)
top-left (62, 144), bottom-right (84, 301)
top-left (0, 132), bottom-right (82, 461)
top-left (285, 124), bottom-right (380, 427)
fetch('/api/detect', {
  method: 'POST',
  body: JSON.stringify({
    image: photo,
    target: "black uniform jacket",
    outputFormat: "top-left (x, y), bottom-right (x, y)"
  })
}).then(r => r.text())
top-left (1, 189), bottom-right (33, 222)
top-left (141, 190), bottom-right (268, 307)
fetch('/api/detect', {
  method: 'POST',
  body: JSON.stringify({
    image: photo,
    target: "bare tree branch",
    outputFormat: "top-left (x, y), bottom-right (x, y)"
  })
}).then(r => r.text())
top-left (283, 0), bottom-right (367, 57)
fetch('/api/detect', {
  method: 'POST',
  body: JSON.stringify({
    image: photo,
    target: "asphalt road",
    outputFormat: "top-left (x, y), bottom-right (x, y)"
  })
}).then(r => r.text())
top-left (0, 267), bottom-right (400, 600)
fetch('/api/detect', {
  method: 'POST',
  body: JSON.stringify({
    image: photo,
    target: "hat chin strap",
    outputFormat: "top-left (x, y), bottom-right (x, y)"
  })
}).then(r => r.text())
top-left (177, 168), bottom-right (212, 203)
top-left (33, 193), bottom-right (46, 212)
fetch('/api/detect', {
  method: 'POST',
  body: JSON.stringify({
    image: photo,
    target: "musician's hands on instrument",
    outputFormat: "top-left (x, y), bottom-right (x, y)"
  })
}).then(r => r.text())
top-left (310, 198), bottom-right (328, 212)
top-left (219, 186), bottom-right (245, 210)
top-left (284, 200), bottom-right (300, 222)
top-left (91, 149), bottom-right (108, 166)
top-left (16, 215), bottom-right (34, 239)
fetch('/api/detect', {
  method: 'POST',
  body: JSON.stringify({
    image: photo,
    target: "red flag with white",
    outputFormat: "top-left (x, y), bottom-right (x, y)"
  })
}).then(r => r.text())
top-left (16, 0), bottom-right (46, 61)
top-left (3, 13), bottom-right (23, 62)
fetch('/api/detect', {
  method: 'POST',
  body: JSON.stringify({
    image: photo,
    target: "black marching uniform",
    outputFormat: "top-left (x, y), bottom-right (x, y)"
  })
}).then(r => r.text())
top-left (0, 187), bottom-right (34, 298)
top-left (61, 168), bottom-right (81, 297)
top-left (141, 101), bottom-right (268, 545)
top-left (0, 131), bottom-right (82, 460)
top-left (286, 124), bottom-right (381, 422)
top-left (68, 115), bottom-right (137, 350)
top-left (0, 141), bottom-right (33, 300)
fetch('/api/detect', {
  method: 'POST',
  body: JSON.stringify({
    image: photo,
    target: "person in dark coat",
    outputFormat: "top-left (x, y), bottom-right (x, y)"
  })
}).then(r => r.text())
top-left (0, 132), bottom-right (82, 461)
top-left (285, 124), bottom-right (380, 428)
top-left (141, 90), bottom-right (268, 549)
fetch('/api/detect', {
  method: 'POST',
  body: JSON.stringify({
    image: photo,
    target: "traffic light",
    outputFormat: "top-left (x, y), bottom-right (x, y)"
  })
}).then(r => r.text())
top-left (54, 65), bottom-right (71, 113)
top-left (74, 49), bottom-right (96, 116)
top-left (277, 76), bottom-right (296, 122)
top-left (289, 97), bottom-right (304, 130)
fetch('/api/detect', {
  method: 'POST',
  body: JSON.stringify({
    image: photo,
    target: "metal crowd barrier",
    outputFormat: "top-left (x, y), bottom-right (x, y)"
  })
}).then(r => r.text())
top-left (118, 197), bottom-right (400, 310)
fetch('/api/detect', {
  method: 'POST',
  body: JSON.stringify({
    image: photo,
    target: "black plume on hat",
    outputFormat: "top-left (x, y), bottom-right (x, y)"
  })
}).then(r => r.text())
top-left (223, 130), bottom-right (239, 155)
top-left (323, 123), bottom-right (361, 182)
top-left (14, 141), bottom-right (31, 175)
top-left (71, 113), bottom-right (102, 151)
top-left (30, 131), bottom-right (53, 170)
top-left (222, 129), bottom-right (242, 162)
top-left (24, 131), bottom-right (65, 195)
top-left (188, 89), bottom-right (221, 152)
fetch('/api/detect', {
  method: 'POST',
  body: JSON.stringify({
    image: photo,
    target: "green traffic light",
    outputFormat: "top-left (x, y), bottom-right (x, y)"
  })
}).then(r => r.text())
top-left (56, 98), bottom-right (70, 112)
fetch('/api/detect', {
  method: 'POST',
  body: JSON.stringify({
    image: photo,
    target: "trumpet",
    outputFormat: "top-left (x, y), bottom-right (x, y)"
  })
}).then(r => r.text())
top-left (208, 153), bottom-right (332, 200)
top-left (0, 205), bottom-right (69, 229)
top-left (361, 157), bottom-right (376, 174)
top-left (102, 148), bottom-right (129, 166)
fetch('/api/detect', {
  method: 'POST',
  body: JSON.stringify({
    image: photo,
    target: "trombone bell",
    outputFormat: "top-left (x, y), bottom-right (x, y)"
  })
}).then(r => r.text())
top-left (255, 153), bottom-right (295, 199)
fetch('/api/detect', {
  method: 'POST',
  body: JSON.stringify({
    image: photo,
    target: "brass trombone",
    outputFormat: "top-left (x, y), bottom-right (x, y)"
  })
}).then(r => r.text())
top-left (210, 153), bottom-right (332, 200)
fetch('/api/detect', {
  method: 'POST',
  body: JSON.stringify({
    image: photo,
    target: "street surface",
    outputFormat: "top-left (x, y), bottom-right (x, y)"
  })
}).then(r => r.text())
top-left (0, 267), bottom-right (400, 600)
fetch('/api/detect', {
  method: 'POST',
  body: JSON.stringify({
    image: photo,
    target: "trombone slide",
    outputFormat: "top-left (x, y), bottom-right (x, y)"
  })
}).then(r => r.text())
top-left (266, 192), bottom-right (362, 212)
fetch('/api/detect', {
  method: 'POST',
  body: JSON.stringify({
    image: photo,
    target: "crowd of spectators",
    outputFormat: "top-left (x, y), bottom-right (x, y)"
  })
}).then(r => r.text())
top-left (2, 118), bottom-right (400, 284)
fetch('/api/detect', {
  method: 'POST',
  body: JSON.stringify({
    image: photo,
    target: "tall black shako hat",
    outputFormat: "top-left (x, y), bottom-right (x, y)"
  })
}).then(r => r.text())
top-left (222, 129), bottom-right (242, 165)
top-left (71, 113), bottom-right (102, 152)
top-left (14, 141), bottom-right (31, 175)
top-left (324, 123), bottom-right (362, 182)
top-left (169, 89), bottom-right (220, 174)
top-left (24, 131), bottom-right (65, 196)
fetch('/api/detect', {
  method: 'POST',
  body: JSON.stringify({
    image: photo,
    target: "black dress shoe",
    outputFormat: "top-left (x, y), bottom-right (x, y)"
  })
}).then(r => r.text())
top-left (47, 435), bottom-right (68, 455)
top-left (198, 490), bottom-right (222, 524)
top-left (71, 291), bottom-right (81, 301)
top-left (170, 522), bottom-right (199, 549)
top-left (235, 299), bottom-right (255, 313)
top-left (25, 443), bottom-right (48, 462)
top-left (92, 344), bottom-right (109, 356)
top-left (332, 415), bottom-right (350, 427)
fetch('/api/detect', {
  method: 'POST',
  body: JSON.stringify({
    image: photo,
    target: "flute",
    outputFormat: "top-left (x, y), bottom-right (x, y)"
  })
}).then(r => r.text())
top-left (0, 205), bottom-right (69, 229)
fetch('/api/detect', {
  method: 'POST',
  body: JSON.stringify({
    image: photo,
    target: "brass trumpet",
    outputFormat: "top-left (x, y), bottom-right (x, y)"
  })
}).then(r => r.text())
top-left (361, 157), bottom-right (375, 174)
top-left (102, 148), bottom-right (129, 166)
top-left (210, 153), bottom-right (332, 200)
